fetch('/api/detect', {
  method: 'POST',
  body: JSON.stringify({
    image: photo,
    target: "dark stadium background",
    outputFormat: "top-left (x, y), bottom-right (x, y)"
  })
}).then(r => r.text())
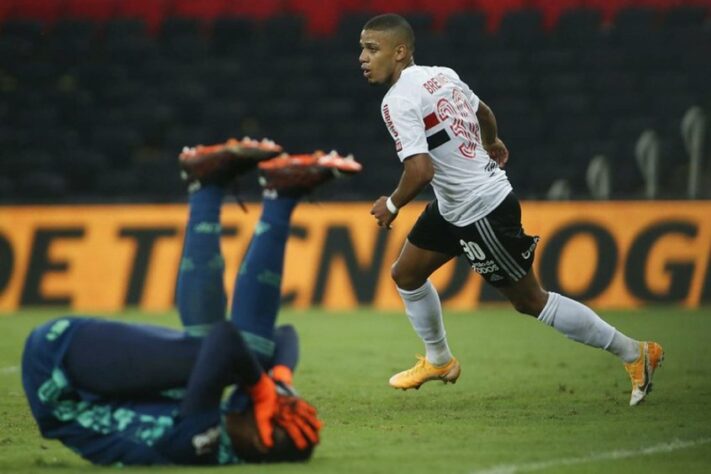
top-left (0, 0), bottom-right (709, 203)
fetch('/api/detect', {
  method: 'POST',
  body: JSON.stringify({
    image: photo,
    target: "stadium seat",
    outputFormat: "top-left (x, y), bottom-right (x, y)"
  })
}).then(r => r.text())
top-left (114, 0), bottom-right (171, 33)
top-left (611, 6), bottom-right (661, 45)
top-left (0, 18), bottom-right (44, 42)
top-left (401, 12), bottom-right (435, 35)
top-left (0, 0), bottom-right (16, 23)
top-left (0, 36), bottom-right (35, 66)
top-left (211, 17), bottom-right (256, 55)
top-left (529, 0), bottom-right (586, 30)
top-left (553, 8), bottom-right (603, 46)
top-left (478, 74), bottom-right (530, 99)
top-left (104, 18), bottom-right (147, 41)
top-left (259, 15), bottom-right (307, 55)
top-left (21, 171), bottom-right (69, 198)
top-left (7, 148), bottom-right (54, 175)
top-left (475, 0), bottom-right (528, 32)
top-left (275, 120), bottom-right (325, 152)
top-left (286, 0), bottom-right (341, 36)
top-left (201, 99), bottom-right (249, 129)
top-left (162, 34), bottom-right (209, 61)
top-left (417, 0), bottom-right (469, 28)
top-left (74, 62), bottom-right (128, 93)
top-left (543, 93), bottom-right (592, 118)
top-left (133, 158), bottom-right (184, 200)
top-left (57, 149), bottom-right (110, 192)
top-left (335, 12), bottom-right (378, 50)
top-left (11, 0), bottom-right (64, 24)
top-left (536, 72), bottom-right (585, 97)
top-left (662, 4), bottom-right (709, 29)
top-left (498, 8), bottom-right (545, 48)
top-left (414, 31), bottom-right (449, 65)
top-left (159, 16), bottom-right (201, 41)
top-left (528, 48), bottom-right (577, 74)
top-left (585, 0), bottom-right (635, 24)
top-left (549, 115), bottom-right (602, 142)
top-left (444, 11), bottom-right (488, 51)
top-left (223, 0), bottom-right (285, 20)
top-left (91, 127), bottom-right (143, 166)
top-left (52, 18), bottom-right (95, 40)
top-left (171, 0), bottom-right (227, 22)
top-left (0, 175), bottom-right (15, 198)
top-left (65, 0), bottom-right (118, 21)
top-left (13, 60), bottom-right (58, 87)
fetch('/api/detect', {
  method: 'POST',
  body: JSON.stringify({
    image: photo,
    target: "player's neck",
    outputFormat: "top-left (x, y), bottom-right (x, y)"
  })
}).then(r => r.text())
top-left (389, 59), bottom-right (415, 86)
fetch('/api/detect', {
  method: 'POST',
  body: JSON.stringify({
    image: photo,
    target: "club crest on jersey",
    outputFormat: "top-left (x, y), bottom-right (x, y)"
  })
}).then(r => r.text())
top-left (192, 426), bottom-right (220, 455)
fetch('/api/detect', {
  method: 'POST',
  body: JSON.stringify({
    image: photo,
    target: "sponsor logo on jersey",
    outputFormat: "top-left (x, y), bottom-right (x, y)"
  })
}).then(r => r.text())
top-left (382, 104), bottom-right (398, 138)
top-left (471, 259), bottom-right (500, 274)
top-left (521, 237), bottom-right (540, 260)
top-left (489, 273), bottom-right (504, 282)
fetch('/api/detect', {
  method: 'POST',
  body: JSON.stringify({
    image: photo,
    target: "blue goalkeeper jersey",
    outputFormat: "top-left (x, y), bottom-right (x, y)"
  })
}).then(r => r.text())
top-left (22, 318), bottom-right (252, 466)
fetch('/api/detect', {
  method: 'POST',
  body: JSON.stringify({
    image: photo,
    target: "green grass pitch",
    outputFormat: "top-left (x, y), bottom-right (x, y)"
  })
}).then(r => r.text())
top-left (1, 307), bottom-right (710, 473)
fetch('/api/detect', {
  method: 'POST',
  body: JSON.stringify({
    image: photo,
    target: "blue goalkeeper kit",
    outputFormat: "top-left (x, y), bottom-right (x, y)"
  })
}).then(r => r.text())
top-left (21, 187), bottom-right (300, 465)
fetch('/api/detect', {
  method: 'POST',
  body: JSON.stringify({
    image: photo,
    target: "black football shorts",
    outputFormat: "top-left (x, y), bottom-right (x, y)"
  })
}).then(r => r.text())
top-left (407, 192), bottom-right (539, 287)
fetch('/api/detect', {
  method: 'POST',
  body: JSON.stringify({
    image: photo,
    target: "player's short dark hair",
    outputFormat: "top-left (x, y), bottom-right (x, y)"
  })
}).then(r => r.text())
top-left (227, 411), bottom-right (315, 464)
top-left (363, 13), bottom-right (415, 50)
top-left (237, 425), bottom-right (315, 463)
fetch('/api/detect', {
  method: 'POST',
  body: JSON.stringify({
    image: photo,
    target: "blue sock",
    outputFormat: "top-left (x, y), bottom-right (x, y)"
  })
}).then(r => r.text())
top-left (230, 196), bottom-right (298, 362)
top-left (176, 186), bottom-right (226, 336)
top-left (273, 324), bottom-right (299, 372)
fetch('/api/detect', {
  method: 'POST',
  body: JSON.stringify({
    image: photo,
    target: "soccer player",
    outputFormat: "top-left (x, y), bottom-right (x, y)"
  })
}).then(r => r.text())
top-left (359, 14), bottom-right (663, 406)
top-left (21, 140), bottom-right (362, 465)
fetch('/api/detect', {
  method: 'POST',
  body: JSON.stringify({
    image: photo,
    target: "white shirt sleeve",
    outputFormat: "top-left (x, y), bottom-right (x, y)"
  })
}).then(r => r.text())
top-left (381, 94), bottom-right (428, 161)
top-left (461, 79), bottom-right (480, 113)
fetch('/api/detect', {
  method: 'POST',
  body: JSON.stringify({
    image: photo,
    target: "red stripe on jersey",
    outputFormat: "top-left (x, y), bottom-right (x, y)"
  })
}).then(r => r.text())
top-left (423, 112), bottom-right (439, 130)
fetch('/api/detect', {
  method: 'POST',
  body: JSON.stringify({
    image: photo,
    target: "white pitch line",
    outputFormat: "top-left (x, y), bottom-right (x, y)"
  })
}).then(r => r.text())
top-left (471, 438), bottom-right (711, 474)
top-left (0, 365), bottom-right (19, 374)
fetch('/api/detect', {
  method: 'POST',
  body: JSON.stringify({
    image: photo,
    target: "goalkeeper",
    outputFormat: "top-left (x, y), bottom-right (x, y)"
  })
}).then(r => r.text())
top-left (21, 139), bottom-right (362, 465)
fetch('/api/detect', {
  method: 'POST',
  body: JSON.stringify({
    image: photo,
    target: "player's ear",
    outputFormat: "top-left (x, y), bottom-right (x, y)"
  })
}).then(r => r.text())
top-left (395, 43), bottom-right (412, 62)
top-left (394, 43), bottom-right (407, 61)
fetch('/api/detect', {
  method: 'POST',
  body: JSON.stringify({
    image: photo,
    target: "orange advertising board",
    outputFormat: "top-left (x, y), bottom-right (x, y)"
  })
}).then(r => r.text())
top-left (0, 201), bottom-right (709, 313)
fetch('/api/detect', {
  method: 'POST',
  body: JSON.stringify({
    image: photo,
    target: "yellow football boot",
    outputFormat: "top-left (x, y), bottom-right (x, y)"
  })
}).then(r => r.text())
top-left (389, 356), bottom-right (461, 390)
top-left (624, 341), bottom-right (664, 406)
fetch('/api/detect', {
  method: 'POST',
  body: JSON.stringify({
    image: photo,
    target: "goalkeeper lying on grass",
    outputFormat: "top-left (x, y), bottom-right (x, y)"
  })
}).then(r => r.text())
top-left (21, 138), bottom-right (361, 465)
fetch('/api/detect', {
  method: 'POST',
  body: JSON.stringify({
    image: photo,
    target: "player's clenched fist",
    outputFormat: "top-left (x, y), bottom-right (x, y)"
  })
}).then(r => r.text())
top-left (371, 196), bottom-right (398, 229)
top-left (484, 137), bottom-right (509, 169)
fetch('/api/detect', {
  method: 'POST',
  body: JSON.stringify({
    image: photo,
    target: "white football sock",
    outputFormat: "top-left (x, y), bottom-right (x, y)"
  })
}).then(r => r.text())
top-left (397, 280), bottom-right (453, 366)
top-left (537, 292), bottom-right (640, 363)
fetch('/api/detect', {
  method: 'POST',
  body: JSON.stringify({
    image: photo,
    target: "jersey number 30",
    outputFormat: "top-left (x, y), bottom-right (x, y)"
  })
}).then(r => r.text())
top-left (460, 240), bottom-right (486, 261)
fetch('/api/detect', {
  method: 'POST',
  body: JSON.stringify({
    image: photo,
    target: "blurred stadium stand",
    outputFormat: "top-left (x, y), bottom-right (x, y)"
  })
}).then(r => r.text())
top-left (0, 0), bottom-right (709, 202)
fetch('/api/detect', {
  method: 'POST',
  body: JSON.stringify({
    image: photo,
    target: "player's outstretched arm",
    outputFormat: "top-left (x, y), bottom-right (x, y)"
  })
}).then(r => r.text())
top-left (476, 100), bottom-right (509, 168)
top-left (371, 153), bottom-right (434, 229)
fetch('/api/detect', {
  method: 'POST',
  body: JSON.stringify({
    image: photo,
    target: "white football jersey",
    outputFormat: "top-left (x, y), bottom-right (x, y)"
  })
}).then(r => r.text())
top-left (381, 65), bottom-right (512, 226)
